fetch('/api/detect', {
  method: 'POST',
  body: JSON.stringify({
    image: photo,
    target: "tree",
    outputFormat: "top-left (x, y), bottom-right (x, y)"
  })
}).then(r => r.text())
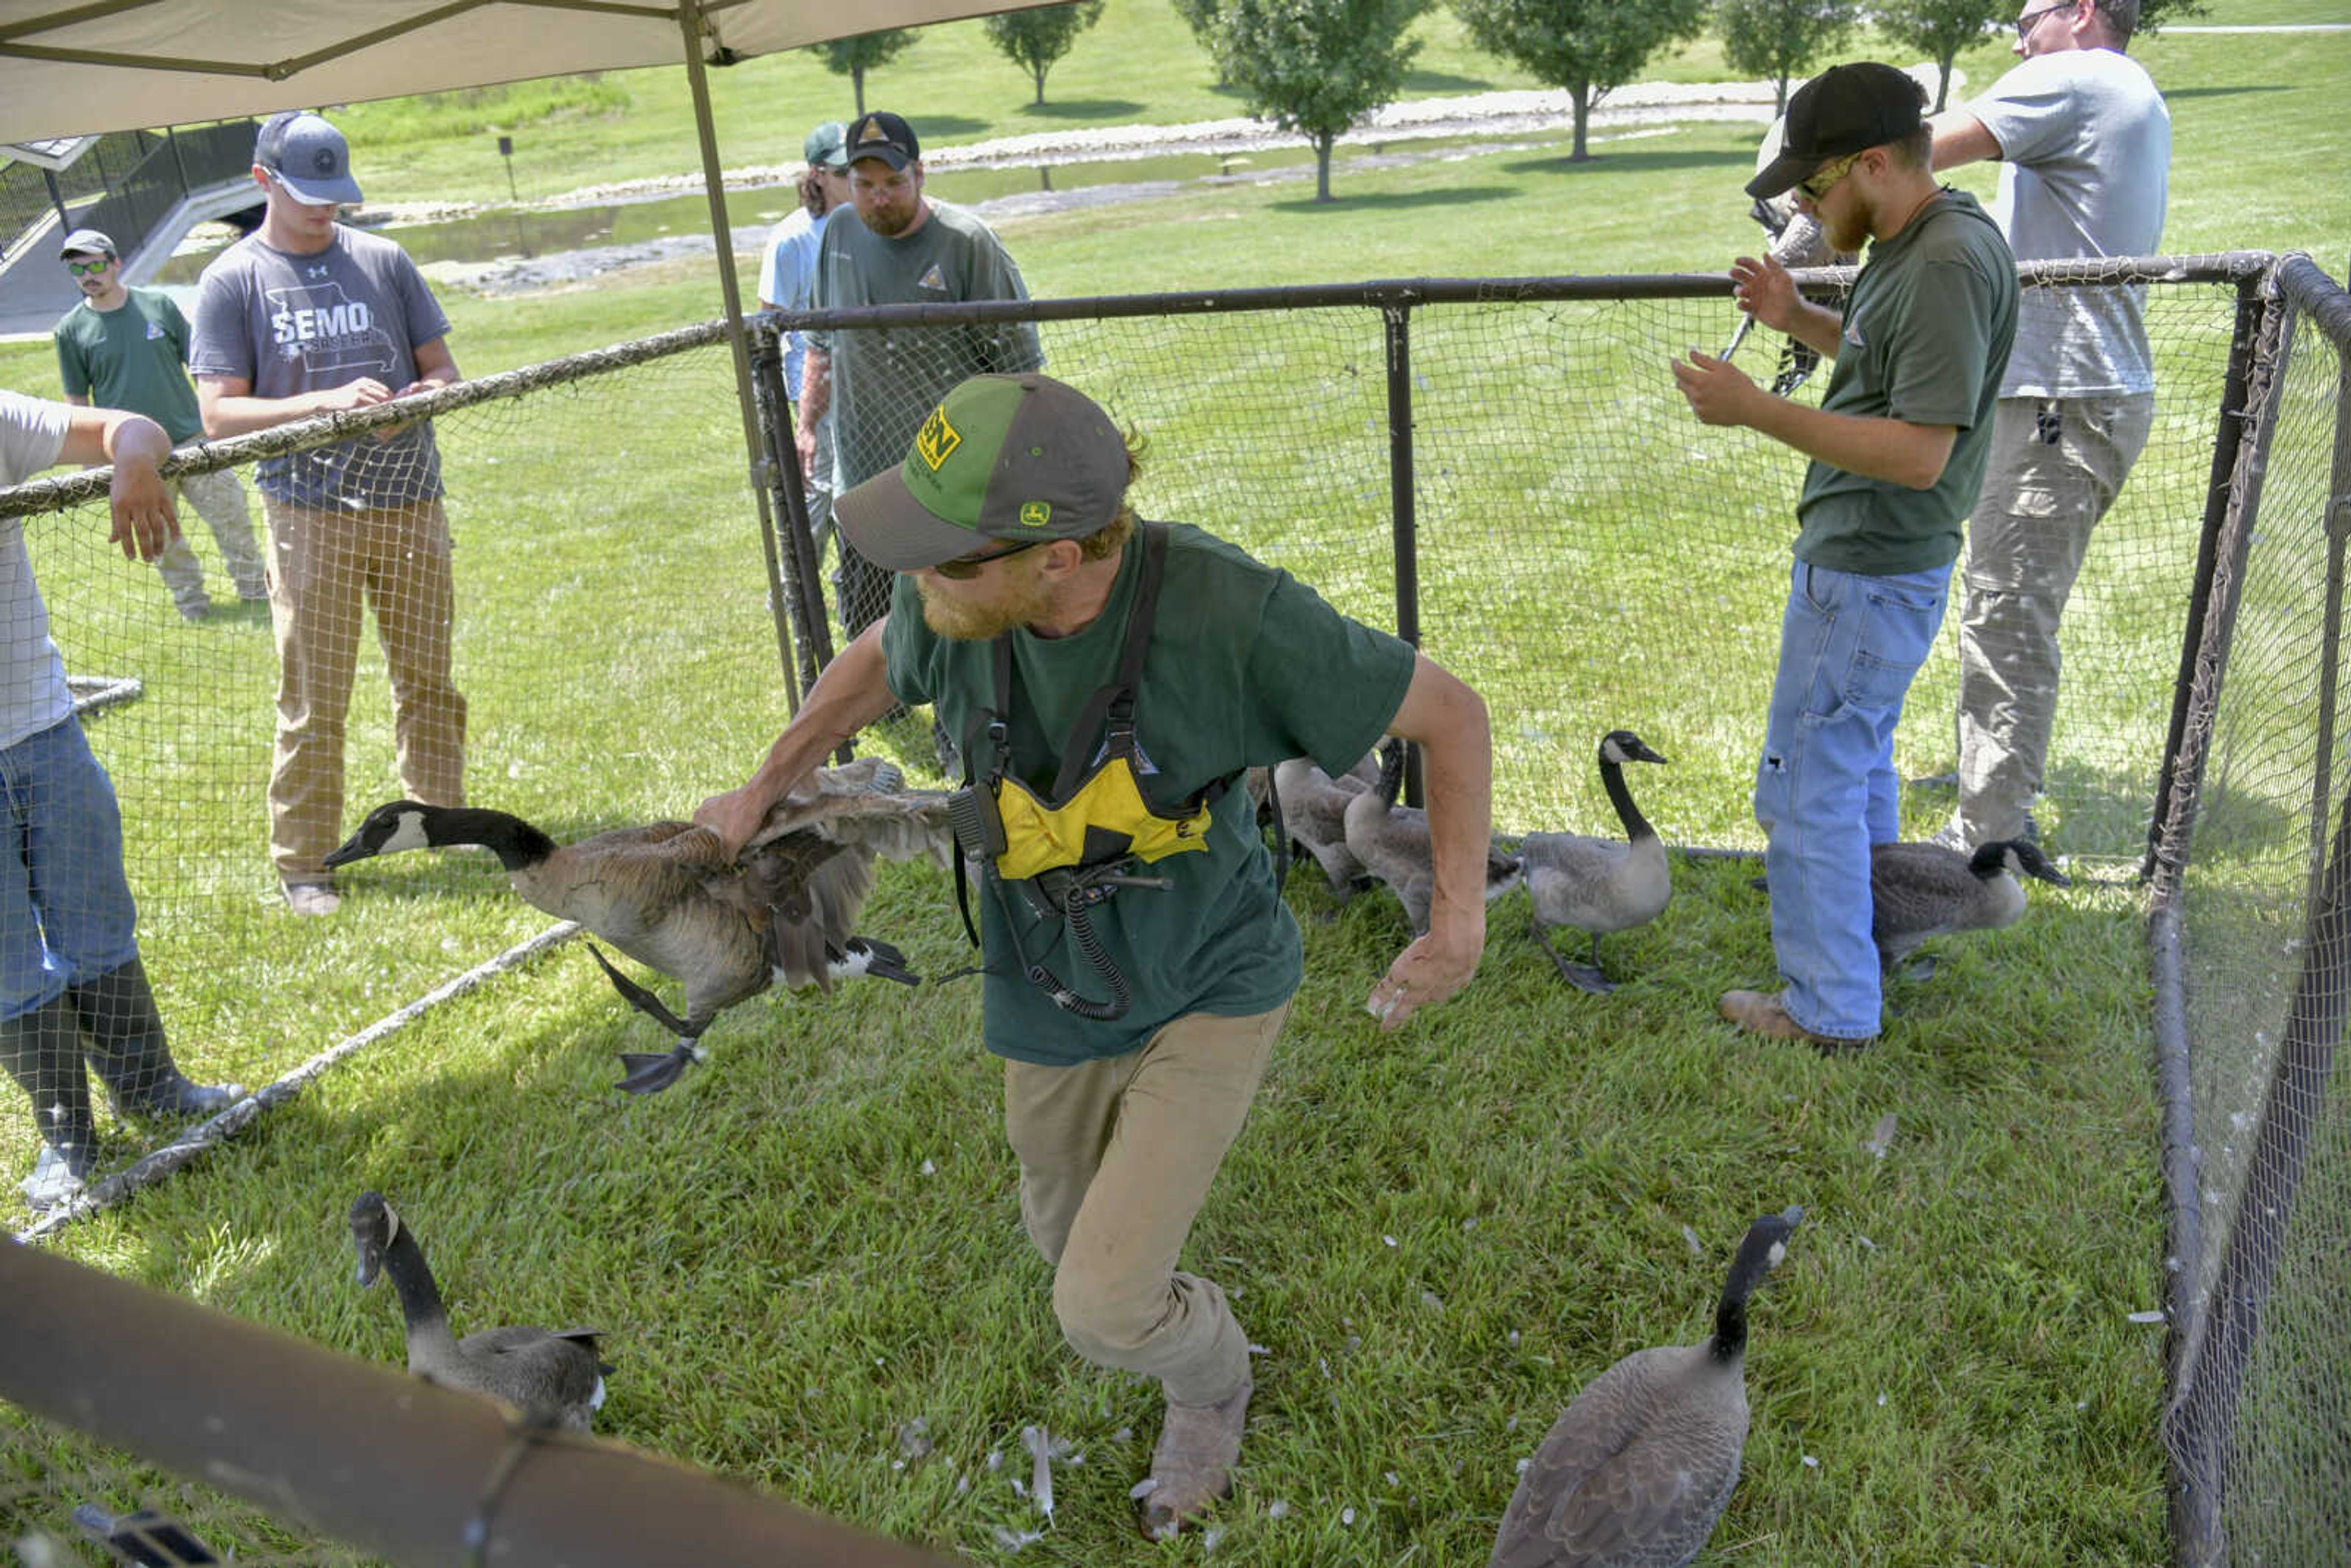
top-left (1874, 0), bottom-right (2001, 111)
top-left (1200, 0), bottom-right (1430, 203)
top-left (984, 1), bottom-right (1106, 107)
top-left (810, 28), bottom-right (917, 118)
top-left (1170, 0), bottom-right (1234, 86)
top-left (1715, 0), bottom-right (1862, 115)
top-left (1452, 0), bottom-right (1711, 162)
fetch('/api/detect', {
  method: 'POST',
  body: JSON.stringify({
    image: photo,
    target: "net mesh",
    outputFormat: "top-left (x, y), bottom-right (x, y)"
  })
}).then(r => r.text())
top-left (2155, 258), bottom-right (2351, 1568)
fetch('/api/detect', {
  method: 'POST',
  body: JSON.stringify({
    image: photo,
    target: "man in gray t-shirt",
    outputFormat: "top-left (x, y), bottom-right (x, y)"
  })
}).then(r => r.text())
top-left (190, 111), bottom-right (467, 916)
top-left (1926, 0), bottom-right (2170, 849)
top-left (794, 111), bottom-right (1044, 640)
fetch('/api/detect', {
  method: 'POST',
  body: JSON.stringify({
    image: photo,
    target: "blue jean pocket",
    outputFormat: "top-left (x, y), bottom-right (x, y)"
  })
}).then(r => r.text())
top-left (1842, 580), bottom-right (1945, 710)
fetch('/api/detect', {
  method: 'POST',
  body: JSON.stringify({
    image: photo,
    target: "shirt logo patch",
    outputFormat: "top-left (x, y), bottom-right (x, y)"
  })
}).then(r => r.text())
top-left (917, 263), bottom-right (948, 292)
top-left (144, 320), bottom-right (165, 340)
top-left (915, 405), bottom-right (960, 470)
top-left (1019, 500), bottom-right (1051, 528)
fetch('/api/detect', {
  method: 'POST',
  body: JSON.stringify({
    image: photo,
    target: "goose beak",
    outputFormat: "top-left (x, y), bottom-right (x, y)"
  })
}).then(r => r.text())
top-left (354, 1241), bottom-right (381, 1288)
top-left (323, 833), bottom-right (369, 869)
top-left (1629, 739), bottom-right (1670, 765)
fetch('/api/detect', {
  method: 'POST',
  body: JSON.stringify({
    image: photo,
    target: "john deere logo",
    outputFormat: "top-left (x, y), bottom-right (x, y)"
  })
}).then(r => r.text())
top-left (1019, 501), bottom-right (1052, 528)
top-left (915, 406), bottom-right (961, 471)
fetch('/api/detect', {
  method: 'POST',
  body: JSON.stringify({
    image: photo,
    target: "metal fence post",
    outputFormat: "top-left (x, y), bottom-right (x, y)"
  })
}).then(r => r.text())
top-left (1384, 299), bottom-right (1423, 806)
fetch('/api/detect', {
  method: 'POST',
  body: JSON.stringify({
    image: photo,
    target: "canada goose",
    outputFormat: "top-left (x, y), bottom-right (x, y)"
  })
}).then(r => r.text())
top-left (1273, 751), bottom-right (1381, 916)
top-left (348, 1191), bottom-right (610, 1432)
top-left (1871, 838), bottom-right (2070, 980)
top-left (1488, 1206), bottom-right (1804, 1568)
top-left (1342, 740), bottom-right (1523, 935)
top-left (324, 757), bottom-right (953, 1092)
top-left (1521, 730), bottom-right (1671, 994)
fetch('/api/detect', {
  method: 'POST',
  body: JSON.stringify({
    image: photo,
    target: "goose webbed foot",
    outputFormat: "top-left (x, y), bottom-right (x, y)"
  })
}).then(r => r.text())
top-left (615, 1042), bottom-right (705, 1095)
top-left (1533, 923), bottom-right (1617, 995)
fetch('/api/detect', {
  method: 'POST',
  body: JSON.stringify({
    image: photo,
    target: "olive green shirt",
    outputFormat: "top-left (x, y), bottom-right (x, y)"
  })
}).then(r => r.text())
top-left (884, 522), bottom-right (1417, 1066)
top-left (1794, 190), bottom-right (2018, 576)
top-left (53, 288), bottom-right (205, 444)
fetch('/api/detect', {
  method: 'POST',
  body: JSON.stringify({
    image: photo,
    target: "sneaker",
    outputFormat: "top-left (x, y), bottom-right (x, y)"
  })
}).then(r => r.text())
top-left (21, 1141), bottom-right (91, 1212)
top-left (1137, 1380), bottom-right (1252, 1539)
top-left (1719, 989), bottom-right (1872, 1056)
top-left (283, 880), bottom-right (341, 917)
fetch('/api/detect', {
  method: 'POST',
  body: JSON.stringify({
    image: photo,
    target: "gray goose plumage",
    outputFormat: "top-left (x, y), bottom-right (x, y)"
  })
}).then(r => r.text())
top-left (348, 1191), bottom-right (610, 1432)
top-left (1342, 740), bottom-right (1523, 935)
top-left (1273, 751), bottom-right (1381, 915)
top-left (1871, 838), bottom-right (2069, 978)
top-left (324, 757), bottom-right (953, 1092)
top-left (1521, 730), bottom-right (1671, 994)
top-left (1489, 1207), bottom-right (1804, 1568)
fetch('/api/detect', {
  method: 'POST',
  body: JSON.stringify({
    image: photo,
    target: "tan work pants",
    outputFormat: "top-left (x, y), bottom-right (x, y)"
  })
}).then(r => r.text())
top-left (153, 467), bottom-right (267, 611)
top-left (261, 496), bottom-right (466, 882)
top-left (1003, 1000), bottom-right (1288, 1408)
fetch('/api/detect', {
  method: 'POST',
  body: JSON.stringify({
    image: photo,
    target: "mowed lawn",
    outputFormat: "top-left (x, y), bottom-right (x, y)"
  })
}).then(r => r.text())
top-left (3, 6), bottom-right (2346, 1565)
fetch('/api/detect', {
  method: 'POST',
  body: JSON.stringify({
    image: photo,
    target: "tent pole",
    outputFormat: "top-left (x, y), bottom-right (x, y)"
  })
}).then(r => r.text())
top-left (678, 0), bottom-right (803, 711)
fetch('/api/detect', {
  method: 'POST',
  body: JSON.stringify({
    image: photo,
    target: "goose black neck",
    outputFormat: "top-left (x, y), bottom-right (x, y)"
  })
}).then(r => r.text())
top-left (1968, 842), bottom-right (2011, 880)
top-left (1378, 742), bottom-right (1408, 809)
top-left (1711, 1228), bottom-right (1780, 1362)
top-left (1601, 757), bottom-right (1655, 842)
top-left (431, 806), bottom-right (557, 872)
top-left (383, 1227), bottom-right (453, 1340)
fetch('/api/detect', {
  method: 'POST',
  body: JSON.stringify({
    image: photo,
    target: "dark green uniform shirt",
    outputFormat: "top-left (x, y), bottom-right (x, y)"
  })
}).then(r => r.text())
top-left (53, 289), bottom-right (205, 444)
top-left (883, 522), bottom-right (1417, 1065)
top-left (1795, 189), bottom-right (2018, 576)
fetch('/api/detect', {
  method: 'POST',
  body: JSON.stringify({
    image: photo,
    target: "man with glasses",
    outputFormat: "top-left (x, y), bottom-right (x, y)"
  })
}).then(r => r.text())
top-left (699, 372), bottom-right (1494, 1537)
top-left (53, 228), bottom-right (267, 621)
top-left (1922, 0), bottom-right (2169, 852)
top-left (1671, 63), bottom-right (2017, 1052)
top-left (190, 111), bottom-right (466, 919)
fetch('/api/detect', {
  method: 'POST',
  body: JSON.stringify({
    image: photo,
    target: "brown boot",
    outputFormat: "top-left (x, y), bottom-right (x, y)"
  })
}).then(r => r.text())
top-left (1719, 989), bottom-right (1873, 1056)
top-left (1136, 1380), bottom-right (1251, 1539)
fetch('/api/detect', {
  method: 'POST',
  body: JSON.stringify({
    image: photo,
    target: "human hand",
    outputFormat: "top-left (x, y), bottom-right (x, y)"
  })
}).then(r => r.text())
top-left (106, 458), bottom-right (180, 561)
top-left (1728, 253), bottom-right (1799, 335)
top-left (1365, 908), bottom-right (1483, 1033)
top-left (692, 785), bottom-right (772, 861)
top-left (323, 377), bottom-right (394, 413)
top-left (1671, 348), bottom-right (1760, 429)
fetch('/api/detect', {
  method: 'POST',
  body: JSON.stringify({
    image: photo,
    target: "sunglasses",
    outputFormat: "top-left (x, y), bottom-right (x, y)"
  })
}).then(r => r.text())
top-left (65, 257), bottom-right (112, 276)
top-left (2013, 1), bottom-right (2074, 38)
top-left (1798, 151), bottom-right (1864, 203)
top-left (931, 538), bottom-right (1043, 580)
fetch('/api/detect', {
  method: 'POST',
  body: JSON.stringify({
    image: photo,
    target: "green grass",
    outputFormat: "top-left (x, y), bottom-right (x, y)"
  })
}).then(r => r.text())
top-left (6, 5), bottom-right (2347, 1562)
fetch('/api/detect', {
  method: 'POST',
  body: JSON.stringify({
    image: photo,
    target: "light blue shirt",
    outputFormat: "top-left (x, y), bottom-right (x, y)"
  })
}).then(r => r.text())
top-left (757, 206), bottom-right (833, 400)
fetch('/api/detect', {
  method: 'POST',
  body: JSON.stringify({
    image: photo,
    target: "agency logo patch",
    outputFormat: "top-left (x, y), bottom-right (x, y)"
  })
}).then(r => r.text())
top-left (1019, 500), bottom-right (1051, 528)
top-left (915, 405), bottom-right (961, 471)
top-left (855, 116), bottom-right (888, 147)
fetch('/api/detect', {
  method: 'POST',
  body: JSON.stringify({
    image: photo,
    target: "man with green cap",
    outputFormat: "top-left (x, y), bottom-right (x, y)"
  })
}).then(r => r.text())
top-left (699, 371), bottom-right (1494, 1536)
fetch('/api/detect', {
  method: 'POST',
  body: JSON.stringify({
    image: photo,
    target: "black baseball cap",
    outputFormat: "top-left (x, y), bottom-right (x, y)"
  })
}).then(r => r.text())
top-left (1745, 63), bottom-right (1927, 200)
top-left (844, 111), bottom-right (920, 171)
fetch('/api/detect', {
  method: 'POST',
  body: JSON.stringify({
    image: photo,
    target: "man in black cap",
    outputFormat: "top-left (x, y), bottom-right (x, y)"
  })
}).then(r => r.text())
top-left (793, 111), bottom-right (1044, 640)
top-left (1671, 62), bottom-right (2018, 1052)
top-left (700, 371), bottom-right (1494, 1537)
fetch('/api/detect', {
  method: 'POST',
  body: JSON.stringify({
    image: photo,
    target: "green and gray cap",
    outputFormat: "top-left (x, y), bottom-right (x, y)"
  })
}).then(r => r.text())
top-left (835, 373), bottom-right (1129, 571)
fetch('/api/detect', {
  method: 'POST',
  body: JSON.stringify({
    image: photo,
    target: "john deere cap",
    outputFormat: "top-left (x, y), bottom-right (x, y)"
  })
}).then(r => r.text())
top-left (834, 374), bottom-right (1128, 571)
top-left (255, 110), bottom-right (363, 206)
top-left (1745, 62), bottom-right (1926, 200)
top-left (804, 121), bottom-right (849, 171)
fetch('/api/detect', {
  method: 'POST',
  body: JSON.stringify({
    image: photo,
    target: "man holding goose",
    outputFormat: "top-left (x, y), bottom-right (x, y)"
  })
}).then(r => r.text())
top-left (699, 370), bottom-right (1495, 1536)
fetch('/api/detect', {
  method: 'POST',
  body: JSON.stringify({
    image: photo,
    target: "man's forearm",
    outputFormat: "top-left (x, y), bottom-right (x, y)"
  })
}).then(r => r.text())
top-left (200, 389), bottom-right (336, 438)
top-left (1782, 296), bottom-right (1847, 362)
top-left (1744, 399), bottom-right (1957, 490)
top-left (798, 351), bottom-right (832, 432)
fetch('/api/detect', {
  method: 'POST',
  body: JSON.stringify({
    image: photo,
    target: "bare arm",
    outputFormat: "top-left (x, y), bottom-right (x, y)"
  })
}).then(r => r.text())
top-left (1929, 109), bottom-right (2004, 173)
top-left (198, 370), bottom-right (396, 438)
top-left (56, 407), bottom-right (179, 561)
top-left (1728, 252), bottom-right (1847, 361)
top-left (1673, 346), bottom-right (1960, 490)
top-left (394, 336), bottom-right (460, 399)
top-left (694, 618), bottom-right (901, 857)
top-left (1365, 653), bottom-right (1493, 1033)
top-left (794, 347), bottom-right (831, 473)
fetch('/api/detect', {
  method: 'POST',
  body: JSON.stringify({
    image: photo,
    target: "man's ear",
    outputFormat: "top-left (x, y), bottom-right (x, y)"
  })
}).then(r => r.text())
top-left (1037, 539), bottom-right (1086, 577)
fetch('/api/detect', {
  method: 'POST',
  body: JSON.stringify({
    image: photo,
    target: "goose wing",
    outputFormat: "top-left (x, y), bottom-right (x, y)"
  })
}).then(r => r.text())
top-left (738, 829), bottom-right (882, 991)
top-left (1869, 841), bottom-right (1979, 945)
top-left (1523, 832), bottom-right (1669, 932)
top-left (744, 761), bottom-right (954, 868)
top-left (456, 1324), bottom-right (610, 1431)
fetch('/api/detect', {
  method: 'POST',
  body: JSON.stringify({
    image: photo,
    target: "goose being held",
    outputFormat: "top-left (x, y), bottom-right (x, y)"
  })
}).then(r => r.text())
top-left (324, 757), bottom-right (953, 1092)
top-left (1342, 739), bottom-right (1523, 935)
top-left (348, 1191), bottom-right (611, 1432)
top-left (1871, 837), bottom-right (2069, 980)
top-left (1521, 730), bottom-right (1671, 994)
top-left (1488, 1206), bottom-right (1804, 1568)
top-left (1272, 751), bottom-right (1381, 917)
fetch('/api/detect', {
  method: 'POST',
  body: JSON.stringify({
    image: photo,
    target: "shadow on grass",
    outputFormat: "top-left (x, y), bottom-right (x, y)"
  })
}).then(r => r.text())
top-left (896, 114), bottom-right (988, 140)
top-left (1270, 184), bottom-right (1516, 215)
top-left (1403, 68), bottom-right (1500, 93)
top-left (1016, 98), bottom-right (1146, 120)
top-left (1504, 146), bottom-right (1755, 179)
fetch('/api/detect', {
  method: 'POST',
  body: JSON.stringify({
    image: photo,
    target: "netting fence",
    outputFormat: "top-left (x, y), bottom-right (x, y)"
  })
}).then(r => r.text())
top-left (0, 252), bottom-right (2339, 1564)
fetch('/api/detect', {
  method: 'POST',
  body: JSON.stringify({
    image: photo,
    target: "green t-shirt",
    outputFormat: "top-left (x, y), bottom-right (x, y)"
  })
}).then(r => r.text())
top-left (1794, 190), bottom-right (2019, 576)
top-left (883, 522), bottom-right (1417, 1065)
top-left (53, 289), bottom-right (204, 444)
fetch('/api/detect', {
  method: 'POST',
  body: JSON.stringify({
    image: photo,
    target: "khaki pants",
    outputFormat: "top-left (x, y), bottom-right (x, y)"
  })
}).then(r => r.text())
top-left (153, 468), bottom-right (267, 612)
top-left (261, 497), bottom-right (466, 881)
top-left (1955, 393), bottom-right (2154, 844)
top-left (1003, 1000), bottom-right (1288, 1407)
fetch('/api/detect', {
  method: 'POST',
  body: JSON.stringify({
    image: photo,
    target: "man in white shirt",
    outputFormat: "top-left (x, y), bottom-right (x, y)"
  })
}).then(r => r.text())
top-left (758, 122), bottom-right (852, 552)
top-left (1926, 0), bottom-right (2170, 849)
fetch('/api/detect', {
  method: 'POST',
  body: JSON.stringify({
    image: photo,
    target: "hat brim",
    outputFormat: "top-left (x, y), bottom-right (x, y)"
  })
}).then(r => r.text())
top-left (271, 171), bottom-right (363, 207)
top-left (845, 147), bottom-right (912, 172)
top-left (1745, 152), bottom-right (1821, 201)
top-left (834, 467), bottom-right (991, 571)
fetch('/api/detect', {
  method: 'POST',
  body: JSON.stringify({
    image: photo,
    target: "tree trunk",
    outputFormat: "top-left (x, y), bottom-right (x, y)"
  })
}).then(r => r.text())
top-left (1314, 133), bottom-right (1335, 201)
top-left (852, 66), bottom-right (866, 118)
top-left (1033, 66), bottom-right (1047, 106)
top-left (1570, 81), bottom-right (1592, 162)
top-left (1934, 53), bottom-right (1955, 112)
top-left (1774, 72), bottom-right (1790, 116)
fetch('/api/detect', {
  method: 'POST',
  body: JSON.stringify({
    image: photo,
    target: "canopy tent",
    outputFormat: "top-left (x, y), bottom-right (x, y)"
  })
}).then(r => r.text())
top-left (0, 0), bottom-right (1064, 702)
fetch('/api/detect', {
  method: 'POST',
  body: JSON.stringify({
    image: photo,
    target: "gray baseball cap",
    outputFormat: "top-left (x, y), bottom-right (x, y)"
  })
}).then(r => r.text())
top-left (804, 121), bottom-right (849, 170)
top-left (255, 111), bottom-right (363, 206)
top-left (58, 228), bottom-right (116, 259)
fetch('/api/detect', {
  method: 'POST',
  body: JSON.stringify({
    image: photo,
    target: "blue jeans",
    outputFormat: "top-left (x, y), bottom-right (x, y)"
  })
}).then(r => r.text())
top-left (1756, 560), bottom-right (1950, 1040)
top-left (1, 716), bottom-right (140, 1020)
